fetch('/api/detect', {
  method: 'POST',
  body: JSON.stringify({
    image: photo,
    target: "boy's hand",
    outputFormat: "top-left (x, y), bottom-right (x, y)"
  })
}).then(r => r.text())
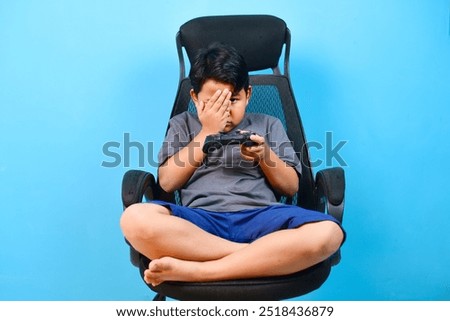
top-left (240, 134), bottom-right (269, 163)
top-left (197, 89), bottom-right (232, 134)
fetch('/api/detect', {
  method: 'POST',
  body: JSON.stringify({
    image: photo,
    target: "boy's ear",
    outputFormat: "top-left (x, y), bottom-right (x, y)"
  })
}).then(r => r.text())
top-left (246, 85), bottom-right (252, 103)
top-left (190, 89), bottom-right (199, 105)
top-left (189, 89), bottom-right (198, 107)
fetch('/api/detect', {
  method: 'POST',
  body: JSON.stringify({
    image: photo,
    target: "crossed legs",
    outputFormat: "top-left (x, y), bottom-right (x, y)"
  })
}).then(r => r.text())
top-left (120, 203), bottom-right (343, 286)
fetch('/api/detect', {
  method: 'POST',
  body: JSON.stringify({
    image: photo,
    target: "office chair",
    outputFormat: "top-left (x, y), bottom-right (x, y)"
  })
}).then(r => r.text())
top-left (122, 15), bottom-right (345, 301)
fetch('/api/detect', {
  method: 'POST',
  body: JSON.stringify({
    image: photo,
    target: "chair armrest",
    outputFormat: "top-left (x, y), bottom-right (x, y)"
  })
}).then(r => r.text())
top-left (314, 167), bottom-right (345, 266)
top-left (121, 170), bottom-right (157, 208)
top-left (121, 170), bottom-right (157, 267)
top-left (314, 167), bottom-right (345, 223)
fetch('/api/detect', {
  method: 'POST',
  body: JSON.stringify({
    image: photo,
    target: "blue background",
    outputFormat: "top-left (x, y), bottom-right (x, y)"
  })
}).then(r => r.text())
top-left (1, 0), bottom-right (449, 300)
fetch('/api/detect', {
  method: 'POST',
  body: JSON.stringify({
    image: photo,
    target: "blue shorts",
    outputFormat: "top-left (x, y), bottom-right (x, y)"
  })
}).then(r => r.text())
top-left (151, 200), bottom-right (345, 243)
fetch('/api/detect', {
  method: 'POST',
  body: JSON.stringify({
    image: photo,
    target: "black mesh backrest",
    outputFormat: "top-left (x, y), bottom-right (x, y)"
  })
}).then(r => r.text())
top-left (166, 15), bottom-right (316, 210)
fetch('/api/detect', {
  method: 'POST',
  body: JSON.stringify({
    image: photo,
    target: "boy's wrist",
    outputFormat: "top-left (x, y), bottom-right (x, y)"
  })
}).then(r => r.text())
top-left (259, 148), bottom-right (277, 169)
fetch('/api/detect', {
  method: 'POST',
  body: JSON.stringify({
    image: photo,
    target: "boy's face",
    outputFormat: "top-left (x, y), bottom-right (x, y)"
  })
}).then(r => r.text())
top-left (191, 79), bottom-right (252, 133)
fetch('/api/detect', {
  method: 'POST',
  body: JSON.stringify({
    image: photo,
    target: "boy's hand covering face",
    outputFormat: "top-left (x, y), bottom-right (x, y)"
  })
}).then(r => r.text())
top-left (196, 88), bottom-right (232, 134)
top-left (191, 79), bottom-right (251, 134)
top-left (240, 134), bottom-right (269, 163)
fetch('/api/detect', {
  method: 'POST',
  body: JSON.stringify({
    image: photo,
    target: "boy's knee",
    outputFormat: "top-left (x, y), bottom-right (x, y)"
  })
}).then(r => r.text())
top-left (120, 203), bottom-right (142, 237)
top-left (306, 221), bottom-right (343, 259)
top-left (120, 203), bottom-right (168, 240)
top-left (320, 222), bottom-right (344, 257)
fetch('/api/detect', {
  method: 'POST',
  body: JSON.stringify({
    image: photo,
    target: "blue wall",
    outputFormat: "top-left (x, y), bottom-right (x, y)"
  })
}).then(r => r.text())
top-left (1, 0), bottom-right (449, 300)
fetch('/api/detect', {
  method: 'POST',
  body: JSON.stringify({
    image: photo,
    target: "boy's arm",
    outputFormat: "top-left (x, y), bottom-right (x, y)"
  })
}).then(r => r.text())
top-left (159, 89), bottom-right (232, 192)
top-left (158, 130), bottom-right (208, 193)
top-left (241, 135), bottom-right (299, 197)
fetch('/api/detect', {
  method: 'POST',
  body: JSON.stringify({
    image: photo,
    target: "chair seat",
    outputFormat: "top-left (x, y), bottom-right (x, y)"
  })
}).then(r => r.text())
top-left (138, 255), bottom-right (331, 301)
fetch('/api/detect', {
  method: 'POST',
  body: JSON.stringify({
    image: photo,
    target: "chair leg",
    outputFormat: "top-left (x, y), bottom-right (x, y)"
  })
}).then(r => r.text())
top-left (153, 293), bottom-right (166, 301)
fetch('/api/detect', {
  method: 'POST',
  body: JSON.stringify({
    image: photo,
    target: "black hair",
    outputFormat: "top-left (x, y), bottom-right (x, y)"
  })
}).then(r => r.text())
top-left (189, 42), bottom-right (249, 94)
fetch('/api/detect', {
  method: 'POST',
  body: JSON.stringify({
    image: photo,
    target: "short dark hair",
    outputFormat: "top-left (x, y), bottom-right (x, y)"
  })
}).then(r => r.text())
top-left (189, 42), bottom-right (249, 94)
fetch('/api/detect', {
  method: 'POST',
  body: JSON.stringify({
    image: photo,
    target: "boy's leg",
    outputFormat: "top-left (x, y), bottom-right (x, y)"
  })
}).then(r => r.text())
top-left (120, 203), bottom-right (246, 261)
top-left (144, 220), bottom-right (343, 286)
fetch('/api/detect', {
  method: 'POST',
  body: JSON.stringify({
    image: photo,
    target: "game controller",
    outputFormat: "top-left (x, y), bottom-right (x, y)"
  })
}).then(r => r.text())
top-left (202, 130), bottom-right (258, 153)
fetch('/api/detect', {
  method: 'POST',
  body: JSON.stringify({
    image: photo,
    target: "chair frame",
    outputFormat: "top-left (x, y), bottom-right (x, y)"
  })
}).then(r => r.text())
top-left (121, 15), bottom-right (345, 301)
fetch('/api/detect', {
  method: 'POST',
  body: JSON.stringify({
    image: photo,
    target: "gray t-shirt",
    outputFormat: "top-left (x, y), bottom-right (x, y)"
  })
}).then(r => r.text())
top-left (158, 112), bottom-right (302, 212)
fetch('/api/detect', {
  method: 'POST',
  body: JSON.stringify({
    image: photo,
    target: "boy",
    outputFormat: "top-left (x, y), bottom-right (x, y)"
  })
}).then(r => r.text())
top-left (120, 43), bottom-right (345, 286)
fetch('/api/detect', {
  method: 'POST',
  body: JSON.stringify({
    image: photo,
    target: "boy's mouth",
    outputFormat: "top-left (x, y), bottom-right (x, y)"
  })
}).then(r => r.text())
top-left (223, 122), bottom-right (234, 132)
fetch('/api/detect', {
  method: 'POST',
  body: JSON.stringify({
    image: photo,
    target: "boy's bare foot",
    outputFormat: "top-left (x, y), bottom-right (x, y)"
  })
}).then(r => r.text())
top-left (144, 257), bottom-right (205, 286)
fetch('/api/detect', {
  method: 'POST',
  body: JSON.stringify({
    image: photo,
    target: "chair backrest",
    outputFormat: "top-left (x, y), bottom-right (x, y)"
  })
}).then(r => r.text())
top-left (166, 15), bottom-right (316, 210)
top-left (176, 15), bottom-right (290, 79)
